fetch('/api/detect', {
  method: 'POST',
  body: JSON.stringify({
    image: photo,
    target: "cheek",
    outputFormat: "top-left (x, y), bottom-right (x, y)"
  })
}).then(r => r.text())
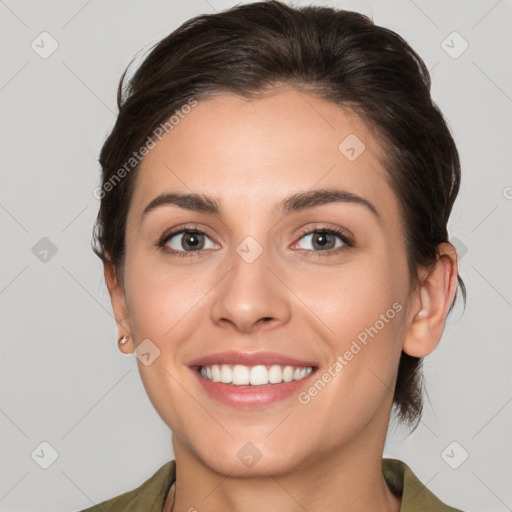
top-left (123, 252), bottom-right (208, 341)
top-left (303, 268), bottom-right (406, 430)
top-left (305, 252), bottom-right (406, 336)
top-left (309, 250), bottom-right (408, 393)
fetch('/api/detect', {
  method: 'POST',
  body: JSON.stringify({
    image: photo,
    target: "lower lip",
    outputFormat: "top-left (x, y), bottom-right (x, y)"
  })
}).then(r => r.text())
top-left (191, 367), bottom-right (317, 407)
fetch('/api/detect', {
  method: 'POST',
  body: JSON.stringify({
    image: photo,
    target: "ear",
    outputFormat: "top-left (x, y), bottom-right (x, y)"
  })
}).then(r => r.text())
top-left (104, 259), bottom-right (134, 354)
top-left (402, 243), bottom-right (459, 358)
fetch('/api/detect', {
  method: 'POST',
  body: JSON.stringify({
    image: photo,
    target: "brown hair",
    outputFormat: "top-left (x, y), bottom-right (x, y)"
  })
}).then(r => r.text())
top-left (92, 0), bottom-right (466, 429)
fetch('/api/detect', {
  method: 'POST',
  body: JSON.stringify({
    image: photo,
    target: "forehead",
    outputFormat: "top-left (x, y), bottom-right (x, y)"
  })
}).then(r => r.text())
top-left (128, 88), bottom-right (401, 228)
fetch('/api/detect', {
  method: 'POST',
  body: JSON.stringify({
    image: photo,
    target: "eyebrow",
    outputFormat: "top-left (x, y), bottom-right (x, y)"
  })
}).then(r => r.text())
top-left (142, 188), bottom-right (380, 221)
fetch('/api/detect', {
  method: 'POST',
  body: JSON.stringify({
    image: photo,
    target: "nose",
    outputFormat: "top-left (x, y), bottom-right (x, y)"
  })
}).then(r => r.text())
top-left (210, 242), bottom-right (291, 334)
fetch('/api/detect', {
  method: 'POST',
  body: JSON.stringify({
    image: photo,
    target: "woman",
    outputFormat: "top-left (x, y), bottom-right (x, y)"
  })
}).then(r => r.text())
top-left (83, 1), bottom-right (466, 510)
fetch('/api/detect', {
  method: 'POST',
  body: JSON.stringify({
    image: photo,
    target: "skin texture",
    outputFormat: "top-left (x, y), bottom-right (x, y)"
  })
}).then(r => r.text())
top-left (104, 87), bottom-right (458, 512)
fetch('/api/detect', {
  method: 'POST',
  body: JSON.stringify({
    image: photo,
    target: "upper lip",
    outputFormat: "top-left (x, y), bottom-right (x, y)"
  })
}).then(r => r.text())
top-left (188, 351), bottom-right (318, 368)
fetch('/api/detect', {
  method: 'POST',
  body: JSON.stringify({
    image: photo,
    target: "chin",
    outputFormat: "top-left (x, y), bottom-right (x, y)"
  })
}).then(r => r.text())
top-left (195, 441), bottom-right (307, 478)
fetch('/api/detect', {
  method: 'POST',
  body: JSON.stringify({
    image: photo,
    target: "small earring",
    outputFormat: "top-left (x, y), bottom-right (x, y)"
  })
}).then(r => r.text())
top-left (119, 335), bottom-right (128, 345)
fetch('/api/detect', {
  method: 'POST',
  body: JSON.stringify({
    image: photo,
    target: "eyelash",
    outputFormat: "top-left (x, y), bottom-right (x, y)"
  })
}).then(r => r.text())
top-left (157, 224), bottom-right (354, 259)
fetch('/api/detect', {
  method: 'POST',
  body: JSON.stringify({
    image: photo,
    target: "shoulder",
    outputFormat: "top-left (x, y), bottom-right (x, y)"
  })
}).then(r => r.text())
top-left (382, 458), bottom-right (466, 512)
top-left (75, 460), bottom-right (176, 512)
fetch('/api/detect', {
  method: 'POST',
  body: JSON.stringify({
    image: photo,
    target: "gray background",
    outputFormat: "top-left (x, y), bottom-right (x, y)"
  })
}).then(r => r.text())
top-left (1, 0), bottom-right (511, 511)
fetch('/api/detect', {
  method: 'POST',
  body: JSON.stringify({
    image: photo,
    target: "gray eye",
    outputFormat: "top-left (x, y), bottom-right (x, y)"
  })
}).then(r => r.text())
top-left (296, 231), bottom-right (345, 251)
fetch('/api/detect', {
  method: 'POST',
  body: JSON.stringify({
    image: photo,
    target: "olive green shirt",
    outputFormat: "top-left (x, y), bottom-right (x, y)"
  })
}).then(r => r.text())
top-left (77, 458), bottom-right (464, 511)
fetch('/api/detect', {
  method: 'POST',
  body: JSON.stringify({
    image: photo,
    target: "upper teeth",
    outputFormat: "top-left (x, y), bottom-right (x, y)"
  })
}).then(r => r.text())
top-left (200, 364), bottom-right (314, 386)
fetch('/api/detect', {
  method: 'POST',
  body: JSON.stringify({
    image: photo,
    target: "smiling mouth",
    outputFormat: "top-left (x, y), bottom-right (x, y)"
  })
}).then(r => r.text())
top-left (196, 363), bottom-right (315, 386)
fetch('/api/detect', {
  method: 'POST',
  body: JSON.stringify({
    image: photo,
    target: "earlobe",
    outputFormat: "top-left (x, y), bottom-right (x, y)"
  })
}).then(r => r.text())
top-left (103, 260), bottom-right (133, 352)
top-left (402, 243), bottom-right (458, 358)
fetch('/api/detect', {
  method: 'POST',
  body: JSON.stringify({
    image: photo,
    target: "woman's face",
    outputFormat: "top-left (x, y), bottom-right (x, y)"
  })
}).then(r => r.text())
top-left (114, 87), bottom-right (418, 475)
